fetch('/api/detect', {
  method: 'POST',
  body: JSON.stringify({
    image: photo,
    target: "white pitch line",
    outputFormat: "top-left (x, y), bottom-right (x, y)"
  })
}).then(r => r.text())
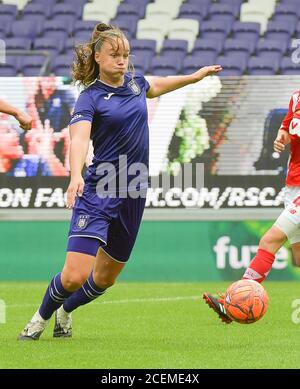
top-left (7, 295), bottom-right (201, 308)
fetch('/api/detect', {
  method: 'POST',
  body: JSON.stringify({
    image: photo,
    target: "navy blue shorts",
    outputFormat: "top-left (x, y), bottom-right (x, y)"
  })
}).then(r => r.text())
top-left (67, 189), bottom-right (146, 262)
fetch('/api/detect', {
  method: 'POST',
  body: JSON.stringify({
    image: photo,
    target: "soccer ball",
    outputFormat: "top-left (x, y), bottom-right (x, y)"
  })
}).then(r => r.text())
top-left (224, 279), bottom-right (269, 324)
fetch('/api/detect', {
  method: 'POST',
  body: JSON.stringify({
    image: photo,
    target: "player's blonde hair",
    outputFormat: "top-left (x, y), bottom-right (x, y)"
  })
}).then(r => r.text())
top-left (72, 23), bottom-right (134, 87)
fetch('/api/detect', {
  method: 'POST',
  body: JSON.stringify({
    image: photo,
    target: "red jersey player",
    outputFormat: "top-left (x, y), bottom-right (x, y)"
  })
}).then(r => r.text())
top-left (203, 90), bottom-right (300, 323)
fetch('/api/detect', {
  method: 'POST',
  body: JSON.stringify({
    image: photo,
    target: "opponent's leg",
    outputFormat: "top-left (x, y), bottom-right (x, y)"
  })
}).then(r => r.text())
top-left (18, 250), bottom-right (94, 341)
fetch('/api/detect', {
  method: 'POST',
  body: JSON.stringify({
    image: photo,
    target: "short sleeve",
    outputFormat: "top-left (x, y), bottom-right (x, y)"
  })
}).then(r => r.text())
top-left (69, 90), bottom-right (95, 125)
top-left (280, 96), bottom-right (294, 132)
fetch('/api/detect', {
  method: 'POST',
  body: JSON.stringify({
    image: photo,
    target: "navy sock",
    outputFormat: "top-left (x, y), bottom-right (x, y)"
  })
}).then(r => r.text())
top-left (39, 273), bottom-right (73, 320)
top-left (63, 273), bottom-right (106, 313)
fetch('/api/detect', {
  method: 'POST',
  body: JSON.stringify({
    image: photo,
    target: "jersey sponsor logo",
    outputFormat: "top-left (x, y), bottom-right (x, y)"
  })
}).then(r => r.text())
top-left (76, 214), bottom-right (89, 229)
top-left (70, 114), bottom-right (83, 122)
top-left (290, 118), bottom-right (300, 136)
top-left (128, 79), bottom-right (141, 95)
top-left (104, 93), bottom-right (115, 100)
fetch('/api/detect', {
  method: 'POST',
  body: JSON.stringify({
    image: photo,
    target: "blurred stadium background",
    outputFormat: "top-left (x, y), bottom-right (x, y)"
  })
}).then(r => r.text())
top-left (1, 0), bottom-right (300, 369)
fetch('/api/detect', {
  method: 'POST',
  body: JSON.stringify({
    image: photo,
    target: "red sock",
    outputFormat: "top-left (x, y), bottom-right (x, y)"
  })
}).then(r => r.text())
top-left (242, 248), bottom-right (275, 283)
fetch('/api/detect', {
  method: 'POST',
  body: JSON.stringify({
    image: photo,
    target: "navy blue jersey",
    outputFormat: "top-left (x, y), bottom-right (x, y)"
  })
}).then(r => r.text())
top-left (70, 72), bottom-right (150, 193)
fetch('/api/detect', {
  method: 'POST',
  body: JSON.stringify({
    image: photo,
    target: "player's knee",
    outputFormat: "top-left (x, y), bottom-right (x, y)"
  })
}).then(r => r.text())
top-left (62, 271), bottom-right (87, 291)
top-left (92, 272), bottom-right (115, 289)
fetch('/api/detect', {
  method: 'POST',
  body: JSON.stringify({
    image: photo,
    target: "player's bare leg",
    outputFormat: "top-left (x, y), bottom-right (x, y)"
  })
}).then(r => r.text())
top-left (203, 224), bottom-right (288, 323)
top-left (18, 252), bottom-right (94, 340)
top-left (291, 242), bottom-right (300, 267)
top-left (54, 248), bottom-right (125, 337)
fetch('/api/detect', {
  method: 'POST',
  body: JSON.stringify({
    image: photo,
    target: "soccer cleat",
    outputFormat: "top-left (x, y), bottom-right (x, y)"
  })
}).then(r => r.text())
top-left (18, 310), bottom-right (48, 341)
top-left (53, 306), bottom-right (72, 338)
top-left (203, 292), bottom-right (233, 324)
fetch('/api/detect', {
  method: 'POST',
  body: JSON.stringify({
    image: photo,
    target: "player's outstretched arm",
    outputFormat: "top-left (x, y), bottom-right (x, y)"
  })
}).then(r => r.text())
top-left (67, 120), bottom-right (91, 209)
top-left (0, 98), bottom-right (32, 130)
top-left (146, 65), bottom-right (222, 99)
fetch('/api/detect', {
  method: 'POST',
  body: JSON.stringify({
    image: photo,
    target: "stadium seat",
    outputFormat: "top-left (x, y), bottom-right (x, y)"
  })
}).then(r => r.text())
top-left (232, 21), bottom-right (260, 43)
top-left (136, 19), bottom-right (165, 52)
top-left (224, 38), bottom-right (255, 56)
top-left (73, 21), bottom-right (98, 37)
top-left (178, 4), bottom-right (207, 22)
top-left (34, 37), bottom-right (64, 57)
top-left (11, 20), bottom-right (42, 40)
top-left (0, 63), bottom-right (18, 76)
top-left (182, 52), bottom-right (218, 74)
top-left (147, 0), bottom-right (183, 19)
top-left (51, 4), bottom-right (82, 21)
top-left (5, 37), bottom-right (32, 50)
top-left (280, 57), bottom-right (300, 75)
top-left (248, 57), bottom-right (279, 75)
top-left (51, 55), bottom-right (73, 77)
top-left (273, 3), bottom-right (300, 18)
top-left (130, 39), bottom-right (156, 56)
top-left (200, 21), bottom-right (231, 42)
top-left (161, 40), bottom-right (188, 57)
top-left (22, 55), bottom-right (49, 76)
top-left (192, 38), bottom-right (224, 56)
top-left (0, 4), bottom-right (18, 19)
top-left (256, 39), bottom-right (287, 57)
top-left (168, 19), bottom-right (199, 52)
top-left (110, 16), bottom-right (138, 38)
top-left (132, 53), bottom-right (151, 74)
top-left (209, 3), bottom-right (239, 19)
top-left (117, 3), bottom-right (145, 19)
top-left (83, 0), bottom-right (120, 21)
top-left (265, 21), bottom-right (295, 42)
top-left (42, 20), bottom-right (72, 40)
top-left (217, 54), bottom-right (247, 76)
top-left (22, 3), bottom-right (52, 19)
top-left (1, 0), bottom-right (28, 11)
top-left (151, 55), bottom-right (182, 76)
top-left (0, 17), bottom-right (14, 37)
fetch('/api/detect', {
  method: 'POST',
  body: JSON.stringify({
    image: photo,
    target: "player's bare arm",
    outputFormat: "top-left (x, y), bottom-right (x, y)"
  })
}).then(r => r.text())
top-left (67, 120), bottom-right (91, 209)
top-left (146, 65), bottom-right (222, 98)
top-left (0, 98), bottom-right (32, 130)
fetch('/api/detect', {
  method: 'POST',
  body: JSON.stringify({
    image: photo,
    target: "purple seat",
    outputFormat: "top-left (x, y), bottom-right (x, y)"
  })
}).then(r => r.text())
top-left (209, 3), bottom-right (239, 19)
top-left (208, 14), bottom-right (235, 26)
top-left (0, 4), bottom-right (18, 19)
top-left (248, 57), bottom-right (279, 75)
top-left (184, 0), bottom-right (210, 15)
top-left (22, 55), bottom-right (49, 76)
top-left (224, 38), bottom-right (255, 55)
top-left (51, 4), bottom-right (82, 20)
top-left (217, 54), bottom-right (247, 76)
top-left (73, 21), bottom-right (98, 36)
top-left (192, 38), bottom-right (224, 55)
top-left (31, 0), bottom-right (57, 4)
top-left (280, 57), bottom-right (300, 75)
top-left (256, 39), bottom-right (287, 56)
top-left (161, 40), bottom-right (188, 55)
top-left (151, 55), bottom-right (182, 76)
top-left (265, 21), bottom-right (295, 41)
top-left (110, 16), bottom-right (139, 37)
top-left (219, 0), bottom-right (243, 11)
top-left (5, 37), bottom-right (32, 50)
top-left (132, 55), bottom-right (151, 74)
top-left (257, 51), bottom-right (282, 65)
top-left (21, 14), bottom-right (46, 28)
top-left (64, 37), bottom-right (85, 55)
top-left (0, 64), bottom-right (17, 76)
top-left (0, 17), bottom-right (14, 37)
top-left (117, 3), bottom-right (144, 19)
top-left (22, 3), bottom-right (52, 19)
top-left (200, 21), bottom-right (231, 36)
top-left (42, 20), bottom-right (72, 39)
top-left (182, 53), bottom-right (218, 74)
top-left (73, 31), bottom-right (93, 42)
top-left (272, 14), bottom-right (298, 28)
top-left (34, 37), bottom-right (64, 56)
top-left (11, 21), bottom-right (41, 40)
top-left (178, 4), bottom-right (207, 21)
top-left (131, 39), bottom-right (156, 55)
top-left (232, 22), bottom-right (260, 42)
top-left (273, 4), bottom-right (300, 18)
top-left (52, 55), bottom-right (73, 76)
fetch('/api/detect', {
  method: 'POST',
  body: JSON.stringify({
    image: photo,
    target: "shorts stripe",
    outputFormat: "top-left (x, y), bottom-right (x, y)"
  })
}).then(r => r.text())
top-left (68, 234), bottom-right (107, 246)
top-left (101, 248), bottom-right (126, 264)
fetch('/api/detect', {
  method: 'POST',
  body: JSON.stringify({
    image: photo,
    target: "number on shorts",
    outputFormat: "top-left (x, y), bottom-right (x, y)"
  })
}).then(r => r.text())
top-left (293, 196), bottom-right (300, 207)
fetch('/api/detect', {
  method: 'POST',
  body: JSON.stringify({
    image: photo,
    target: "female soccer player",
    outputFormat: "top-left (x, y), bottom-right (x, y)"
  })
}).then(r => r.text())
top-left (0, 98), bottom-right (32, 130)
top-left (203, 90), bottom-right (300, 323)
top-left (18, 23), bottom-right (222, 340)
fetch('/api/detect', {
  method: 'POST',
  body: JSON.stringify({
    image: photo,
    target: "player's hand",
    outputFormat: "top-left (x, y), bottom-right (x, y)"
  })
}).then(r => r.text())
top-left (15, 111), bottom-right (32, 131)
top-left (66, 176), bottom-right (84, 209)
top-left (192, 65), bottom-right (223, 82)
top-left (274, 131), bottom-right (289, 153)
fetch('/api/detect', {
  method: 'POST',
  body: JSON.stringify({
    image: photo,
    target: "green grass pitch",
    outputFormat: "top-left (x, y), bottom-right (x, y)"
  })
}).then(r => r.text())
top-left (0, 281), bottom-right (300, 369)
